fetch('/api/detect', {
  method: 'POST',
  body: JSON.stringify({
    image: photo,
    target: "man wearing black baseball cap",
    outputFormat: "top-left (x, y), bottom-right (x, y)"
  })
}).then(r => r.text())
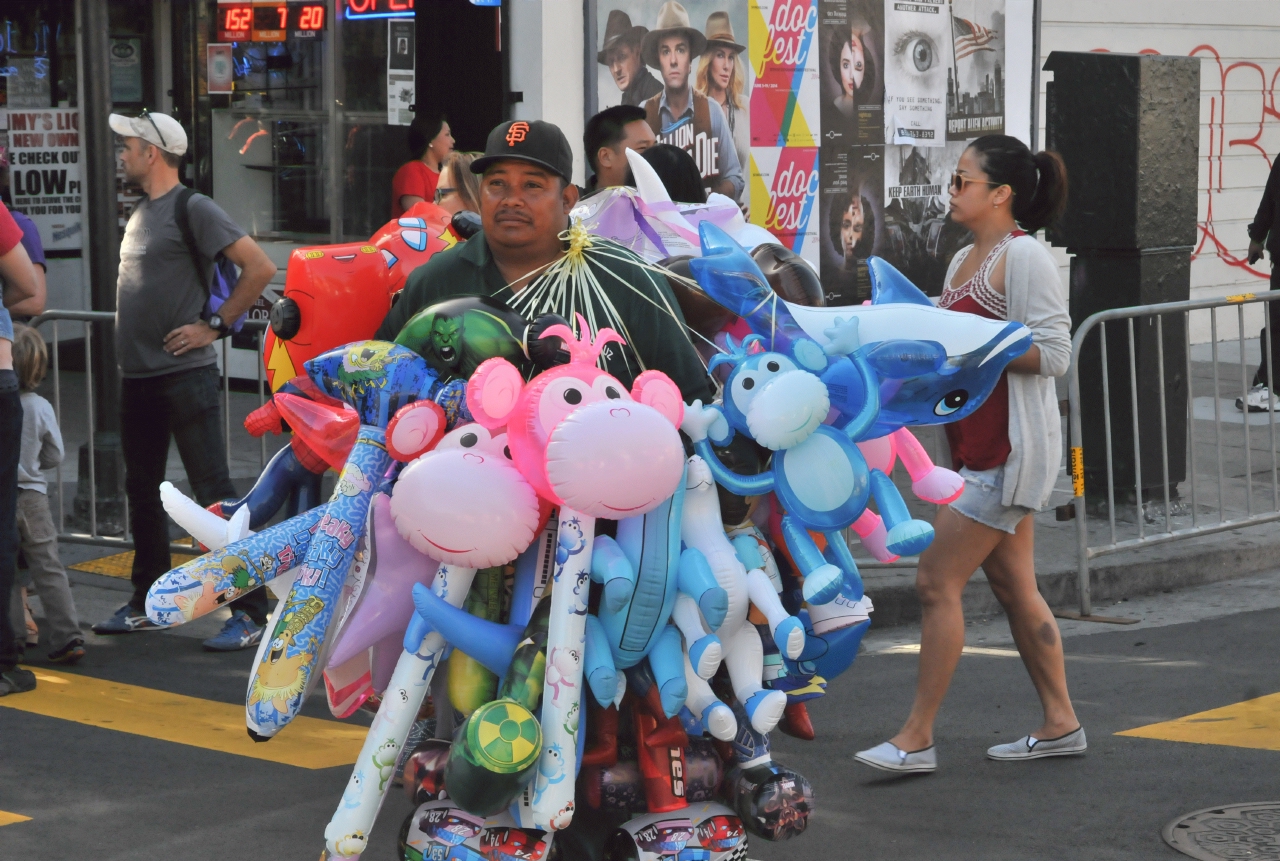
top-left (376, 119), bottom-right (712, 403)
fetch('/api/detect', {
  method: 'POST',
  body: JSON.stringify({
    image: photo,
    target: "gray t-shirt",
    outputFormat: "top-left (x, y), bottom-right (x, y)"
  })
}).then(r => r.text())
top-left (115, 185), bottom-right (245, 378)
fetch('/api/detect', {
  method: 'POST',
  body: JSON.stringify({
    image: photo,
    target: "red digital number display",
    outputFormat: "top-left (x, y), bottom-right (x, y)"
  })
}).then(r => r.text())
top-left (217, 2), bottom-right (327, 42)
top-left (293, 5), bottom-right (326, 35)
top-left (251, 4), bottom-right (288, 41)
top-left (218, 4), bottom-right (253, 41)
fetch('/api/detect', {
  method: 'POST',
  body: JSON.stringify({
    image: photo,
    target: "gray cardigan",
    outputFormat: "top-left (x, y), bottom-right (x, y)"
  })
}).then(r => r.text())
top-left (944, 235), bottom-right (1071, 509)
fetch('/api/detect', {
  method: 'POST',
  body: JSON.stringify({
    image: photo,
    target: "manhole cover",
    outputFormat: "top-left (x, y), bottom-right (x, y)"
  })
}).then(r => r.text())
top-left (1164, 803), bottom-right (1280, 860)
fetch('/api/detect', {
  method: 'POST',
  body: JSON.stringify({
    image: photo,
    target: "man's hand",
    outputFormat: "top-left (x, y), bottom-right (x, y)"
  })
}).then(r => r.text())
top-left (1249, 240), bottom-right (1266, 266)
top-left (164, 320), bottom-right (219, 357)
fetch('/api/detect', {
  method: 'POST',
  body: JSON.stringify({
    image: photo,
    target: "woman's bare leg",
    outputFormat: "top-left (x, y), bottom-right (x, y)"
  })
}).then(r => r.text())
top-left (889, 505), bottom-right (1006, 751)
top-left (980, 514), bottom-right (1079, 739)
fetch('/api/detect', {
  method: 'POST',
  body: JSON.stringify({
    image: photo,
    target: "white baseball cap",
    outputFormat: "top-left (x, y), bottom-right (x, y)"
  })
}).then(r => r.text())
top-left (109, 110), bottom-right (188, 156)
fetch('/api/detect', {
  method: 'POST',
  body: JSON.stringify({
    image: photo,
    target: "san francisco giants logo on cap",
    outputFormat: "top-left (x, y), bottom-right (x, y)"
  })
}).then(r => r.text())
top-left (505, 121), bottom-right (530, 146)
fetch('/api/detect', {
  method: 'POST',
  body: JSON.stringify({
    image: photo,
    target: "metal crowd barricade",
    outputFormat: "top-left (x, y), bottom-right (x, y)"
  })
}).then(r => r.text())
top-left (27, 310), bottom-right (270, 554)
top-left (1067, 290), bottom-right (1280, 616)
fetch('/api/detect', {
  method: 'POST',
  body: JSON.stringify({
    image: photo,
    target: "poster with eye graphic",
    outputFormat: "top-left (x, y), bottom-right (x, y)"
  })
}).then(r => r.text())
top-left (883, 0), bottom-right (951, 147)
top-left (946, 0), bottom-right (1004, 139)
top-left (818, 0), bottom-right (884, 148)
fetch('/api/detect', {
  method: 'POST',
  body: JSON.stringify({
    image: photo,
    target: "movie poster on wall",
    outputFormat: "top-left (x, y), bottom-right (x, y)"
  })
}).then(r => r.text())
top-left (593, 0), bottom-right (754, 201)
top-left (881, 140), bottom-right (971, 294)
top-left (819, 145), bottom-right (883, 304)
top-left (748, 0), bottom-right (820, 147)
top-left (946, 0), bottom-right (1004, 139)
top-left (818, 0), bottom-right (884, 148)
top-left (750, 146), bottom-right (820, 267)
top-left (883, 0), bottom-right (950, 147)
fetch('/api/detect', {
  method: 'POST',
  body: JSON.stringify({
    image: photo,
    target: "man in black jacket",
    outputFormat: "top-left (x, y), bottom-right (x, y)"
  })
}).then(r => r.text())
top-left (1239, 156), bottom-right (1280, 411)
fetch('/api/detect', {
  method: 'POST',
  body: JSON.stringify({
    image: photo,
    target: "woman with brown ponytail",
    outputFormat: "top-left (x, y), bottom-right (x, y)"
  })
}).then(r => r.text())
top-left (855, 135), bottom-right (1083, 774)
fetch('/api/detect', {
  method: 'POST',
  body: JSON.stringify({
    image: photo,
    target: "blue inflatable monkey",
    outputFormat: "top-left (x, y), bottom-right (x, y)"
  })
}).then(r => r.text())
top-left (682, 224), bottom-right (943, 608)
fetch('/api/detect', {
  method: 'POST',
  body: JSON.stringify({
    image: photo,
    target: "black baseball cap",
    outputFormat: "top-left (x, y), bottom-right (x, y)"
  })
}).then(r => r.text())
top-left (471, 120), bottom-right (574, 183)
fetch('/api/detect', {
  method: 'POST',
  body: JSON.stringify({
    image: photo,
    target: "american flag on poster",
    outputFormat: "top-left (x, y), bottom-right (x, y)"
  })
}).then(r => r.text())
top-left (953, 17), bottom-right (998, 61)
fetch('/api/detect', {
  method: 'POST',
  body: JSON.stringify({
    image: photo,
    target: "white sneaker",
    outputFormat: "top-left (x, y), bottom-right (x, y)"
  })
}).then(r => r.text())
top-left (808, 593), bottom-right (873, 634)
top-left (853, 741), bottom-right (937, 774)
top-left (986, 726), bottom-right (1087, 761)
top-left (1236, 384), bottom-right (1276, 413)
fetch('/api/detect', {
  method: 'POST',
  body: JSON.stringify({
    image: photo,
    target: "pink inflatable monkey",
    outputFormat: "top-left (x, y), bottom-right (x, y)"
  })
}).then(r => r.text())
top-left (465, 314), bottom-right (686, 519)
top-left (465, 314), bottom-right (688, 831)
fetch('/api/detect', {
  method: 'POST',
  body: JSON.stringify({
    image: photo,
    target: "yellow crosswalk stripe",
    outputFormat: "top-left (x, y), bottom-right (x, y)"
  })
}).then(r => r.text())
top-left (0, 810), bottom-right (32, 826)
top-left (0, 667), bottom-right (367, 769)
top-left (68, 549), bottom-right (199, 579)
top-left (1117, 692), bottom-right (1280, 751)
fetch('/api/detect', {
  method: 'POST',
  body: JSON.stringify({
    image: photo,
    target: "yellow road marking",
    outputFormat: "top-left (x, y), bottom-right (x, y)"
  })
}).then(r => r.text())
top-left (0, 810), bottom-right (32, 826)
top-left (69, 550), bottom-right (199, 579)
top-left (1117, 692), bottom-right (1280, 751)
top-left (0, 667), bottom-right (367, 769)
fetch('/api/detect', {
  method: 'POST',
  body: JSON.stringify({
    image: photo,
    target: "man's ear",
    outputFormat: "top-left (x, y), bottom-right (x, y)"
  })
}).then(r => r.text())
top-left (563, 179), bottom-right (580, 212)
top-left (596, 146), bottom-right (615, 173)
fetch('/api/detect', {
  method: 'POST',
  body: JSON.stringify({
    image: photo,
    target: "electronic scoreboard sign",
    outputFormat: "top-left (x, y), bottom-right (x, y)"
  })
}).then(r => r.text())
top-left (217, 2), bottom-right (326, 42)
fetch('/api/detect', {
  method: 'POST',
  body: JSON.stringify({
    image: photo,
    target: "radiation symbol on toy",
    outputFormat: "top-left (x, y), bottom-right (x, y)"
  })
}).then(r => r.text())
top-left (469, 699), bottom-right (541, 774)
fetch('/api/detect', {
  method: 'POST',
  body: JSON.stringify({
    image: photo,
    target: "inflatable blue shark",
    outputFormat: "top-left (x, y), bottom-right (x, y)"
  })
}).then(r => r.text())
top-left (690, 224), bottom-right (1033, 439)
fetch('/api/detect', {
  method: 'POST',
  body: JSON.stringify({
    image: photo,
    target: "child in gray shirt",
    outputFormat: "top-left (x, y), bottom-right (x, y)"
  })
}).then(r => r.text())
top-left (9, 324), bottom-right (83, 663)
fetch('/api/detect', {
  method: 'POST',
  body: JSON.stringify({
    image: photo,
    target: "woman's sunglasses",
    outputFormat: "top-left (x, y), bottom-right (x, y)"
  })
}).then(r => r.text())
top-left (950, 172), bottom-right (1005, 193)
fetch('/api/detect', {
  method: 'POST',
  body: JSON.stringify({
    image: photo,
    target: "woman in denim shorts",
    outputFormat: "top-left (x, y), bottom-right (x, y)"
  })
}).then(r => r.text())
top-left (855, 136), bottom-right (1085, 775)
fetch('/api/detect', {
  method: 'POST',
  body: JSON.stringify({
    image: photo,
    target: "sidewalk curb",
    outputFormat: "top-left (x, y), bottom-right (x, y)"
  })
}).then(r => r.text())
top-left (864, 519), bottom-right (1280, 627)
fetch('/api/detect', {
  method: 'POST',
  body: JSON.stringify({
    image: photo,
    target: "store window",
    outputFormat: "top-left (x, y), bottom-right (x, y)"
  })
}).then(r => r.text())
top-left (0, 1), bottom-right (77, 110)
top-left (190, 1), bottom-right (411, 244)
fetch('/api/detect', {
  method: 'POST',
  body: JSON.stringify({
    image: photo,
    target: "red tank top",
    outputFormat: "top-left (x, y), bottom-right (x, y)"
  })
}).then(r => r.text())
top-left (938, 231), bottom-right (1024, 471)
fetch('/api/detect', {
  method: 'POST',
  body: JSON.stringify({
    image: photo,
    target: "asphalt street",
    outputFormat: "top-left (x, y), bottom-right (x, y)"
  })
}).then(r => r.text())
top-left (2, 570), bottom-right (1278, 861)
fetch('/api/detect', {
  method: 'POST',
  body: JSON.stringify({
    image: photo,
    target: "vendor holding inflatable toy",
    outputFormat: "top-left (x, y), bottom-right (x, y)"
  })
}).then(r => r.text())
top-left (376, 119), bottom-right (714, 403)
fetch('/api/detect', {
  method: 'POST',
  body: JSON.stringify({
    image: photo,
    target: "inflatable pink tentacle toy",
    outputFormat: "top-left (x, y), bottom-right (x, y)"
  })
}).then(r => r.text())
top-left (894, 428), bottom-right (964, 505)
top-left (851, 508), bottom-right (898, 564)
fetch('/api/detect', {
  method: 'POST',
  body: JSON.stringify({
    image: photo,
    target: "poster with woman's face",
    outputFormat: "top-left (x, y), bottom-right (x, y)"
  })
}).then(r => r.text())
top-left (818, 0), bottom-right (884, 148)
top-left (819, 145), bottom-right (883, 305)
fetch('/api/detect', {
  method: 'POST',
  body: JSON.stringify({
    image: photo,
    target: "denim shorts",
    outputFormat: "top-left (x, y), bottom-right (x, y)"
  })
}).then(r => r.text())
top-left (948, 464), bottom-right (1036, 534)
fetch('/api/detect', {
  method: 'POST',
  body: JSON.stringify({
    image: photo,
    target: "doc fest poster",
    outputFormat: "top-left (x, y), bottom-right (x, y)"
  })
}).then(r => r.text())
top-left (587, 0), bottom-right (1008, 293)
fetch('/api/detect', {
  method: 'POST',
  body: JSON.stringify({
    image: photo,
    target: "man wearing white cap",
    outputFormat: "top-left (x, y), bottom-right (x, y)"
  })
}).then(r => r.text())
top-left (93, 110), bottom-right (278, 651)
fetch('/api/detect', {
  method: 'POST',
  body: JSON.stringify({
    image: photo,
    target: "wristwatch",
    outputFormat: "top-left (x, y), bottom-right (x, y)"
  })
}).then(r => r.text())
top-left (208, 314), bottom-right (230, 336)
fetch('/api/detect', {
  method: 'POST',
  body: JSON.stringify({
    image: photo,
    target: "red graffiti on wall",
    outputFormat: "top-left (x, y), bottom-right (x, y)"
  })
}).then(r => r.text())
top-left (1092, 45), bottom-right (1279, 279)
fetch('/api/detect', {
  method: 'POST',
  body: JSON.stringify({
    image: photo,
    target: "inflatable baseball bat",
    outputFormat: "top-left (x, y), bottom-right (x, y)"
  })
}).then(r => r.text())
top-left (323, 563), bottom-right (476, 861)
top-left (524, 507), bottom-right (595, 832)
top-left (145, 506), bottom-right (322, 628)
top-left (246, 426), bottom-right (391, 740)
